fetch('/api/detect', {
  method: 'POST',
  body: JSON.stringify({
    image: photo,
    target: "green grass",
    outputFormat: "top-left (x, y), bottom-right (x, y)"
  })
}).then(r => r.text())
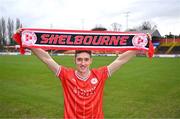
top-left (0, 55), bottom-right (180, 118)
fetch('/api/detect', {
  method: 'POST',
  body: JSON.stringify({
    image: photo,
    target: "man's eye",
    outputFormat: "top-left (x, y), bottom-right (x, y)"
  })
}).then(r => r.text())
top-left (85, 58), bottom-right (89, 61)
top-left (77, 58), bottom-right (82, 61)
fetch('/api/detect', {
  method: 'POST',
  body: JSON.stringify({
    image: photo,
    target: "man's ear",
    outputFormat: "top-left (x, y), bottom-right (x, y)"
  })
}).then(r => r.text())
top-left (90, 58), bottom-right (93, 64)
top-left (74, 57), bottom-right (76, 64)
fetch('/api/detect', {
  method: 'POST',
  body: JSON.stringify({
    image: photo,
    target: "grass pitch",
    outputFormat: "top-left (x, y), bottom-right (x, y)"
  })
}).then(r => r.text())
top-left (0, 55), bottom-right (180, 118)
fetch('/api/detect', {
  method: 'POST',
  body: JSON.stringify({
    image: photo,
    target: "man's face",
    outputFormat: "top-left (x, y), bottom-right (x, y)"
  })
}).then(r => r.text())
top-left (75, 52), bottom-right (92, 74)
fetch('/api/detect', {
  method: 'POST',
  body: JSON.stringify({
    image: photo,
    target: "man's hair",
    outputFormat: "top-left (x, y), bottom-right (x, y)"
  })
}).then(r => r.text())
top-left (75, 50), bottom-right (92, 58)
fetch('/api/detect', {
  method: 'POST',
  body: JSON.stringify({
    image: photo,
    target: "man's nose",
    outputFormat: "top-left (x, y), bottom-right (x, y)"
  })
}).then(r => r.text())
top-left (81, 60), bottom-right (85, 64)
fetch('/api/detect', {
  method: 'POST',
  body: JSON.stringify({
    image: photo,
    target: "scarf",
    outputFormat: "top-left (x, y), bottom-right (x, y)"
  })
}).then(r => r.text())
top-left (12, 28), bottom-right (154, 58)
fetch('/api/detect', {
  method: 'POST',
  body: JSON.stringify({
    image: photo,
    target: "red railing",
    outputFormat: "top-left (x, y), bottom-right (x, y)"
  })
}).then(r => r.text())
top-left (159, 38), bottom-right (180, 43)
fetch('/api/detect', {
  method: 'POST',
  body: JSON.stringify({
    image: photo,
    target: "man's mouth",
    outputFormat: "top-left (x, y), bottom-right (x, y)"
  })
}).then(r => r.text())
top-left (80, 66), bottom-right (86, 70)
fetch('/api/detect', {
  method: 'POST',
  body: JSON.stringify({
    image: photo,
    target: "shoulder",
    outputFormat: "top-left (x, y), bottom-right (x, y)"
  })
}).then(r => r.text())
top-left (56, 65), bottom-right (74, 77)
top-left (92, 66), bottom-right (111, 78)
top-left (92, 66), bottom-right (107, 72)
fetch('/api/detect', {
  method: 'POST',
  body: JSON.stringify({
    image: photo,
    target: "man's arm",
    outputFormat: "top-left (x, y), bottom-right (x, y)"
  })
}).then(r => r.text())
top-left (107, 51), bottom-right (137, 76)
top-left (15, 29), bottom-right (59, 74)
top-left (31, 48), bottom-right (59, 74)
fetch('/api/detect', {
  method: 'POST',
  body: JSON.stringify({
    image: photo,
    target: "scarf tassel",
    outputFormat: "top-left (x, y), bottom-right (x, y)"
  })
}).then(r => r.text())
top-left (12, 33), bottom-right (25, 54)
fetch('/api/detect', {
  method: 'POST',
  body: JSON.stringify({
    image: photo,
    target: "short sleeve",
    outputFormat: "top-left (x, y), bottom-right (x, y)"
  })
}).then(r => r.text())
top-left (92, 66), bottom-right (110, 81)
top-left (56, 65), bottom-right (61, 77)
top-left (56, 66), bottom-right (69, 81)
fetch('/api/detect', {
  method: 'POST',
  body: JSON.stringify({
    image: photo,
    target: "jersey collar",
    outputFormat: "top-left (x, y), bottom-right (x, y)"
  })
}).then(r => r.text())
top-left (75, 70), bottom-right (91, 81)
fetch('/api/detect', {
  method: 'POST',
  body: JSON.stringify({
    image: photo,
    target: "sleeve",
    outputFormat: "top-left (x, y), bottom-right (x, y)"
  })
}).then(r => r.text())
top-left (55, 65), bottom-right (68, 81)
top-left (95, 66), bottom-right (111, 81)
top-left (56, 65), bottom-right (61, 77)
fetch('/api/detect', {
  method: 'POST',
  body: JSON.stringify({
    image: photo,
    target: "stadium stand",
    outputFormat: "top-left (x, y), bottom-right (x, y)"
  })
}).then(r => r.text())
top-left (156, 38), bottom-right (180, 54)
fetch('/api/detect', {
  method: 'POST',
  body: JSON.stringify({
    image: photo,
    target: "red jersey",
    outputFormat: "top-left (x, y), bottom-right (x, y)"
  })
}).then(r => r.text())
top-left (56, 66), bottom-right (110, 119)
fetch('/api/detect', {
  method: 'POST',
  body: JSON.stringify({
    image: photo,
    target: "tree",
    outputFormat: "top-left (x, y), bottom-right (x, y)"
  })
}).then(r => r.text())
top-left (0, 17), bottom-right (6, 46)
top-left (0, 29), bottom-right (2, 50)
top-left (7, 17), bottom-right (14, 45)
top-left (129, 21), bottom-right (157, 31)
top-left (16, 18), bottom-right (22, 30)
top-left (140, 21), bottom-right (152, 30)
top-left (91, 25), bottom-right (107, 31)
top-left (164, 32), bottom-right (180, 38)
top-left (0, 17), bottom-right (22, 50)
top-left (111, 22), bottom-right (121, 31)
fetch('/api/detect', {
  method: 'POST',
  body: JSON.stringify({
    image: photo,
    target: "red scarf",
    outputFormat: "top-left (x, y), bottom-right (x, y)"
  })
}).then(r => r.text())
top-left (13, 28), bottom-right (154, 58)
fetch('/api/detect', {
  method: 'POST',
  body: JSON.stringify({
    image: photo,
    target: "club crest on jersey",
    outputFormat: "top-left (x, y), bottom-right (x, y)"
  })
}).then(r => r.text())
top-left (132, 35), bottom-right (148, 48)
top-left (22, 30), bottom-right (37, 46)
top-left (71, 78), bottom-right (76, 82)
top-left (91, 78), bottom-right (98, 85)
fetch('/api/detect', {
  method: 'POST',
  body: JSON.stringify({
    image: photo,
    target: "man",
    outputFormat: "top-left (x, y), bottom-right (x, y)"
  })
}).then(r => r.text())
top-left (30, 48), bottom-right (137, 118)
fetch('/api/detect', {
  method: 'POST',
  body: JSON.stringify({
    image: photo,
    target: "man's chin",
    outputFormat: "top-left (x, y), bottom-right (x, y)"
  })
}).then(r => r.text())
top-left (78, 69), bottom-right (88, 74)
top-left (79, 70), bottom-right (86, 74)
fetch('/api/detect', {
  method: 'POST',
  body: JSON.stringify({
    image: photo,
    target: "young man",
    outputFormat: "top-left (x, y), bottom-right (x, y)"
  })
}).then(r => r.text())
top-left (30, 48), bottom-right (137, 118)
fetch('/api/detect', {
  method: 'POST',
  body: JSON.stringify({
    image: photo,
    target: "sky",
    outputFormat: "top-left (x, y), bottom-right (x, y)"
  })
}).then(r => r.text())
top-left (0, 0), bottom-right (180, 36)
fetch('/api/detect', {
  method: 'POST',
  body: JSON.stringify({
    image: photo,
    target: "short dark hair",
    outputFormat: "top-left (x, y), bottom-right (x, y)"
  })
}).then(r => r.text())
top-left (75, 50), bottom-right (92, 58)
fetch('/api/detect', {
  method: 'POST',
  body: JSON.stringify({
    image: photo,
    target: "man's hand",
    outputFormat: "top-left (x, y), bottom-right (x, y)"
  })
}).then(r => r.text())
top-left (15, 28), bottom-right (22, 34)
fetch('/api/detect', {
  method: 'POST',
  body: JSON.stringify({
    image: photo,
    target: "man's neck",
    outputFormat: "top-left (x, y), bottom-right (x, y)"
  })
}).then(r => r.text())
top-left (75, 69), bottom-right (90, 81)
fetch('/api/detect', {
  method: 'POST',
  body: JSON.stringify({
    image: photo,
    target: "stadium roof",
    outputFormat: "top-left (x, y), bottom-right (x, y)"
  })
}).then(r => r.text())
top-left (127, 29), bottom-right (161, 37)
